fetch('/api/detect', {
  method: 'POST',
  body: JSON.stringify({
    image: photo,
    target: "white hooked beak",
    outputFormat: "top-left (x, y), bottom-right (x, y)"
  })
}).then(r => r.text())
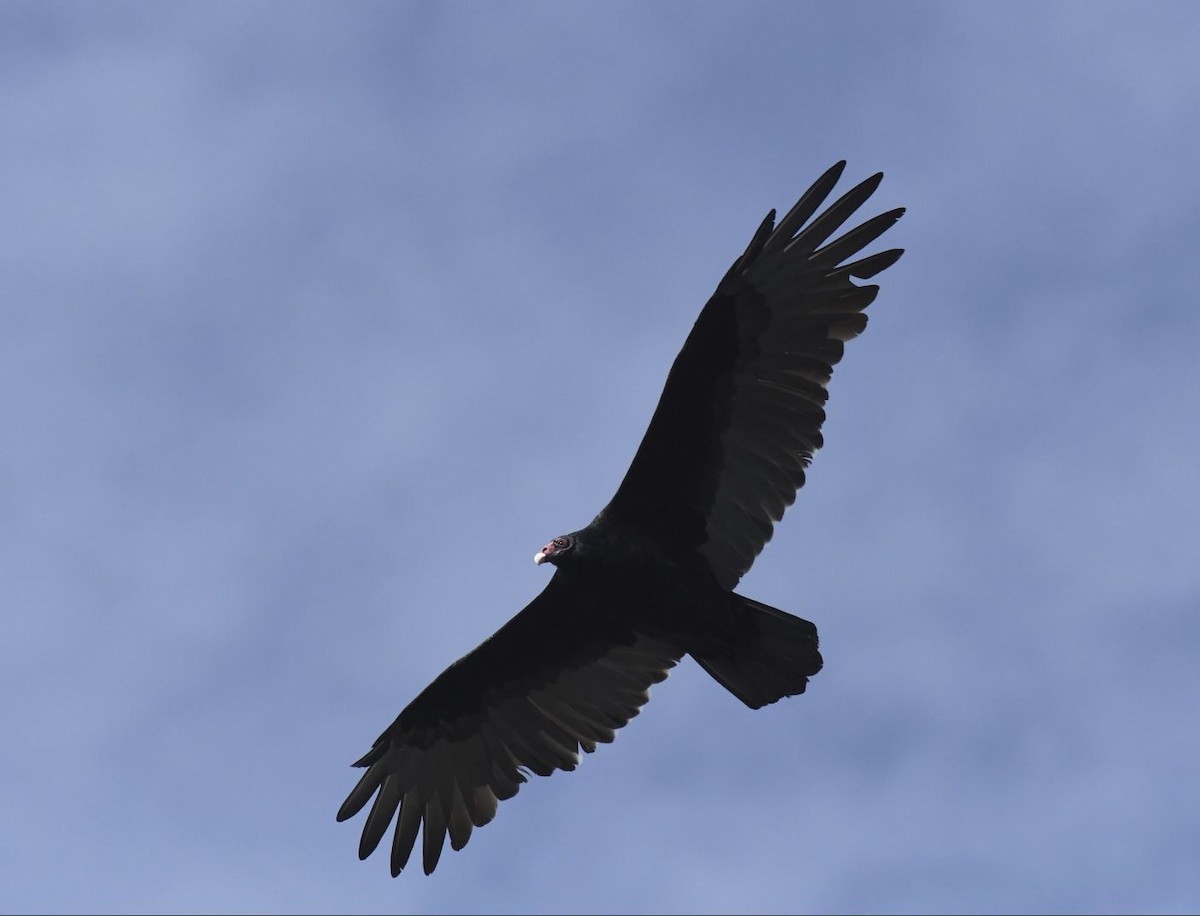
top-left (534, 550), bottom-right (547, 565)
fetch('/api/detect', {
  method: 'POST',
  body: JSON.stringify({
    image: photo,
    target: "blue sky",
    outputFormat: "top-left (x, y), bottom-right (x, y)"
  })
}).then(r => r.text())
top-left (4, 2), bottom-right (1200, 913)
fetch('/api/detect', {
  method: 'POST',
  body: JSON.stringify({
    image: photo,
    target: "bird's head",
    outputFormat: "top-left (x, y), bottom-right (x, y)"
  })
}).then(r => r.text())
top-left (534, 534), bottom-right (577, 567)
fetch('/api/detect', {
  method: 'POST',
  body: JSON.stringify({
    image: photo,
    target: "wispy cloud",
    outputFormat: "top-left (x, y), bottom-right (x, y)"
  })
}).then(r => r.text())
top-left (3, 2), bottom-right (1199, 913)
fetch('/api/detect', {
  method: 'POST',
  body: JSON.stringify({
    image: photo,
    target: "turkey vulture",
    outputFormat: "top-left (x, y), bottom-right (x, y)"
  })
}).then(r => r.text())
top-left (338, 161), bottom-right (905, 875)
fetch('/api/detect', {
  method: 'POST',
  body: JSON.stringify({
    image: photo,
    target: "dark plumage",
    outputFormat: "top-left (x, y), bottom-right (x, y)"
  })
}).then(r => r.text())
top-left (338, 161), bottom-right (905, 875)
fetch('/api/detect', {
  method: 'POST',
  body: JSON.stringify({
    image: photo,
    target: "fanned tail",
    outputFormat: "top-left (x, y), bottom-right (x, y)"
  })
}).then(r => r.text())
top-left (691, 595), bottom-right (823, 709)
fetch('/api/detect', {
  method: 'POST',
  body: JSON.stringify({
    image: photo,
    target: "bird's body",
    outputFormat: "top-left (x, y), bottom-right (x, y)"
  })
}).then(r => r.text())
top-left (339, 161), bottom-right (905, 875)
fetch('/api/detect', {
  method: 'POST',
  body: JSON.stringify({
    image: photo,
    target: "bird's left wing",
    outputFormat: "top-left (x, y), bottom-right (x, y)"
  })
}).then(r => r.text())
top-left (602, 162), bottom-right (904, 589)
top-left (337, 572), bottom-right (683, 875)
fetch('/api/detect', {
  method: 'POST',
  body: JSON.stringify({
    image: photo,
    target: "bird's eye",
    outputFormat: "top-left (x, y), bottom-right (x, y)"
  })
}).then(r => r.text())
top-left (553, 537), bottom-right (571, 549)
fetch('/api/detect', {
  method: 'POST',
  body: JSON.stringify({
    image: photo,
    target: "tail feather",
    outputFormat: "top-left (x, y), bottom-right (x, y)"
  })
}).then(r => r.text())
top-left (691, 595), bottom-right (823, 709)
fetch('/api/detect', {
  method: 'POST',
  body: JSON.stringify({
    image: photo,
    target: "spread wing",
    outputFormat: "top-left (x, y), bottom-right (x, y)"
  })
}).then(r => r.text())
top-left (337, 572), bottom-right (683, 875)
top-left (603, 161), bottom-right (905, 589)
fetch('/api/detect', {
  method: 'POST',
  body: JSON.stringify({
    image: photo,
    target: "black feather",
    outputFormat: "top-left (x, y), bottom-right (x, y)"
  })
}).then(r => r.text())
top-left (338, 163), bottom-right (904, 875)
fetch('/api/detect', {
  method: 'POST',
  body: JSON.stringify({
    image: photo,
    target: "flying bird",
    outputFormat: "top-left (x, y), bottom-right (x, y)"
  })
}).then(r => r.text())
top-left (338, 161), bottom-right (905, 876)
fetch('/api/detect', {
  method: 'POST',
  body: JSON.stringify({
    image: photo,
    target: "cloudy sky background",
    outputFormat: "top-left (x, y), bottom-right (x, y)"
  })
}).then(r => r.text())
top-left (4, 2), bottom-right (1199, 913)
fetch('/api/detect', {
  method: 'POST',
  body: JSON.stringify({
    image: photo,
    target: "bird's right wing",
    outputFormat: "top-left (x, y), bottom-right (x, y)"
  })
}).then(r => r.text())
top-left (337, 572), bottom-right (683, 876)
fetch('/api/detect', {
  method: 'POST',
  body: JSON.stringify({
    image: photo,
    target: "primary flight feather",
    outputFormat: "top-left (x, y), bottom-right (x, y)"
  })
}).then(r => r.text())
top-left (338, 161), bottom-right (905, 875)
